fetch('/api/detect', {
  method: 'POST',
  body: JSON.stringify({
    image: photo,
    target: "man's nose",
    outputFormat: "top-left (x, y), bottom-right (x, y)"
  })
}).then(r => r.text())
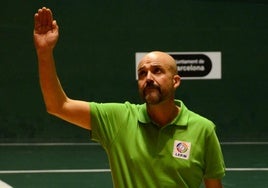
top-left (145, 72), bottom-right (154, 84)
top-left (146, 71), bottom-right (154, 80)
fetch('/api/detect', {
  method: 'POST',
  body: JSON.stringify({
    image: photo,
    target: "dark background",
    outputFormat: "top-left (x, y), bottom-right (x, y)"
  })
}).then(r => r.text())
top-left (1, 0), bottom-right (267, 142)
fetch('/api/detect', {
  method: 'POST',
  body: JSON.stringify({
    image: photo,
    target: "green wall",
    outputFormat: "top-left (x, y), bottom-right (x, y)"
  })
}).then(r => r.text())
top-left (1, 0), bottom-right (267, 142)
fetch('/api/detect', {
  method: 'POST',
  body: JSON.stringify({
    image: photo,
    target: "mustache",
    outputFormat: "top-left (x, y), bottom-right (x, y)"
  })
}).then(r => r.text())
top-left (143, 83), bottom-right (161, 92)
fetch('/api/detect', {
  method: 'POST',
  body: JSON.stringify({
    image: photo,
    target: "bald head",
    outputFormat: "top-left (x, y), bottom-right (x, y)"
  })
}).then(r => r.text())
top-left (138, 51), bottom-right (178, 76)
top-left (137, 51), bottom-right (181, 105)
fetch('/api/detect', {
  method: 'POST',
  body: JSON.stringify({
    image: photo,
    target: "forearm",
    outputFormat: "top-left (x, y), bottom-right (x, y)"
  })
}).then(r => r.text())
top-left (204, 179), bottom-right (223, 188)
top-left (37, 50), bottom-right (68, 115)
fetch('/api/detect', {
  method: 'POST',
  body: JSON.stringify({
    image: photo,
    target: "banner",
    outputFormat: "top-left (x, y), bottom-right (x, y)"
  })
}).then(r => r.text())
top-left (135, 52), bottom-right (221, 80)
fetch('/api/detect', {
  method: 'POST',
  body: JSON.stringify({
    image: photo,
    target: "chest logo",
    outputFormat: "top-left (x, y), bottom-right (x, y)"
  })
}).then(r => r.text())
top-left (172, 140), bottom-right (191, 160)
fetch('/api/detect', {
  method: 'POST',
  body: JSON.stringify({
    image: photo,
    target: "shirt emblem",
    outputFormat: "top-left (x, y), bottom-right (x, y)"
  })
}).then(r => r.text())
top-left (172, 140), bottom-right (191, 160)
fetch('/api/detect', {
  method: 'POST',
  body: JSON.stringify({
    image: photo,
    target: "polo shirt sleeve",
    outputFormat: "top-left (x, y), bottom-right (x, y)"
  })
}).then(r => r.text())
top-left (89, 102), bottom-right (130, 148)
top-left (203, 126), bottom-right (226, 179)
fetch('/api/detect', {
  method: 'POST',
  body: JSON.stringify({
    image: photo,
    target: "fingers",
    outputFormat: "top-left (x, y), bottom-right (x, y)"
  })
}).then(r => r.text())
top-left (52, 20), bottom-right (58, 30)
top-left (34, 7), bottom-right (54, 30)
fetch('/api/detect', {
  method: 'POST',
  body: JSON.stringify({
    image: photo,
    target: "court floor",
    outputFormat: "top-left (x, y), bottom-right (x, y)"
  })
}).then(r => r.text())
top-left (0, 142), bottom-right (267, 187)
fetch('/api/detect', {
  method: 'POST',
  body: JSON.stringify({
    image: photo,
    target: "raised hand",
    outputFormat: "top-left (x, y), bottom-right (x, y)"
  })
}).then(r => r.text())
top-left (33, 7), bottom-right (59, 52)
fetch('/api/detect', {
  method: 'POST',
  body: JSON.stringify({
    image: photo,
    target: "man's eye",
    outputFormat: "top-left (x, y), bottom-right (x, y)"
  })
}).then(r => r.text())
top-left (153, 68), bottom-right (162, 74)
top-left (138, 71), bottom-right (146, 78)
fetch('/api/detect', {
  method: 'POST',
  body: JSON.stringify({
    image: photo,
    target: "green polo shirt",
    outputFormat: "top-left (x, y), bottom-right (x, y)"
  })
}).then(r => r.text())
top-left (90, 100), bottom-right (225, 188)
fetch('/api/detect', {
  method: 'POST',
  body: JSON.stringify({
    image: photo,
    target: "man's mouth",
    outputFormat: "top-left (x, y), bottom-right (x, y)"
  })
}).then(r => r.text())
top-left (143, 85), bottom-right (160, 94)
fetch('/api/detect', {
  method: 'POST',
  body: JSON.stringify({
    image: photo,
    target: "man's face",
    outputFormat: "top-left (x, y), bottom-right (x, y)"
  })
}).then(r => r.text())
top-left (137, 52), bottom-right (180, 105)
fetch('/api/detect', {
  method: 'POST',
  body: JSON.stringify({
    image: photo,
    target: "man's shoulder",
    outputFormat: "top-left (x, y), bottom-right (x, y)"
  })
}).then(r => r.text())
top-left (89, 101), bottom-right (142, 112)
top-left (176, 100), bottom-right (215, 129)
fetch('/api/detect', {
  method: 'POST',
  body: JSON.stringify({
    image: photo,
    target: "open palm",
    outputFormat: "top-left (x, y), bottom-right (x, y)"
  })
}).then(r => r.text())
top-left (34, 7), bottom-right (59, 50)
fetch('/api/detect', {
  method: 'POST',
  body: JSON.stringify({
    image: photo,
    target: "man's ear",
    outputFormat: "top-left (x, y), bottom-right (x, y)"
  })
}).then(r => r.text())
top-left (173, 75), bottom-right (181, 89)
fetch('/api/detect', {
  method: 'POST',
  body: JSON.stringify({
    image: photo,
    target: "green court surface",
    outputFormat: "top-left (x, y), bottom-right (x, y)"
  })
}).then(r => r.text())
top-left (0, 143), bottom-right (267, 187)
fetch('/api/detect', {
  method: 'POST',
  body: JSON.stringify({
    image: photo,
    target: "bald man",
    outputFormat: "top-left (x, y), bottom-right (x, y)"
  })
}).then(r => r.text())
top-left (34, 7), bottom-right (225, 188)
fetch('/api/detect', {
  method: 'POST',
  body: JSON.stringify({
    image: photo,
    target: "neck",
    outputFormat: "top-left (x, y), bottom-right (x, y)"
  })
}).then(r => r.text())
top-left (146, 100), bottom-right (179, 127)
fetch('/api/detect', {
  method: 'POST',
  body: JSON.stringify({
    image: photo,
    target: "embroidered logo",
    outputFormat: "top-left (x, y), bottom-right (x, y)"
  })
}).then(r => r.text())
top-left (173, 140), bottom-right (191, 160)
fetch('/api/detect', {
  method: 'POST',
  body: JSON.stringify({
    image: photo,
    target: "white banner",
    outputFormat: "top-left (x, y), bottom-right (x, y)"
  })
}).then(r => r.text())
top-left (135, 52), bottom-right (221, 80)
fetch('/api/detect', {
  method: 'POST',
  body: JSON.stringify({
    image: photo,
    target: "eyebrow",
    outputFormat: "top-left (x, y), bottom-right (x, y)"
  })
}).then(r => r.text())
top-left (138, 64), bottom-right (162, 71)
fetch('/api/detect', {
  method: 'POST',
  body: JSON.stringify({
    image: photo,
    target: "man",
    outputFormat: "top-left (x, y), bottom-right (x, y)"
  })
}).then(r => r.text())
top-left (34, 7), bottom-right (225, 188)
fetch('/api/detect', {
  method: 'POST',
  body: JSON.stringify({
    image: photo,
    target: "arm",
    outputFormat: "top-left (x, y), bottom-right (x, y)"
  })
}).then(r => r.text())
top-left (204, 179), bottom-right (223, 188)
top-left (34, 7), bottom-right (91, 130)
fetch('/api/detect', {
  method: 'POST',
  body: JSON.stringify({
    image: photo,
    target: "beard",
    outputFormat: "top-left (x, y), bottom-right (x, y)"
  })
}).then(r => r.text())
top-left (142, 84), bottom-right (163, 105)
